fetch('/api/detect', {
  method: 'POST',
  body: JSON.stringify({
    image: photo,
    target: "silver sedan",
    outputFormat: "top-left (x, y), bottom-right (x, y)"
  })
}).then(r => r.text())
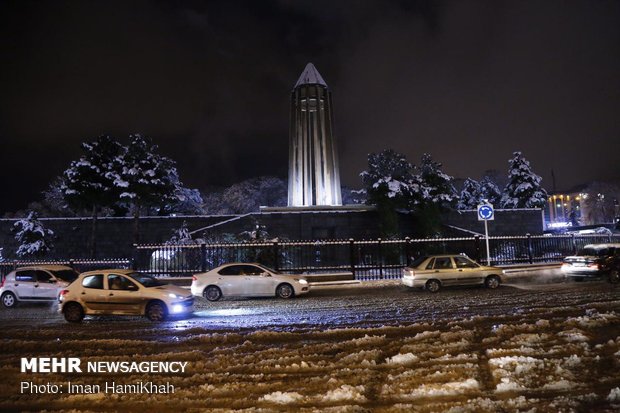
top-left (402, 254), bottom-right (504, 293)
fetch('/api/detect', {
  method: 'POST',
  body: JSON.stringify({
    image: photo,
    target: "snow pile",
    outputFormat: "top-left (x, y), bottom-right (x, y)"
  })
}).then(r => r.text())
top-left (558, 329), bottom-right (589, 343)
top-left (386, 353), bottom-right (419, 365)
top-left (408, 379), bottom-right (480, 398)
top-left (260, 391), bottom-right (304, 404)
top-left (323, 385), bottom-right (366, 402)
top-left (608, 387), bottom-right (620, 403)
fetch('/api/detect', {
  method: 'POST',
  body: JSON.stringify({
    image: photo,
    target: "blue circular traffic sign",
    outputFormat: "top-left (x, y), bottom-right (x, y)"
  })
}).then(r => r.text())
top-left (478, 204), bottom-right (494, 220)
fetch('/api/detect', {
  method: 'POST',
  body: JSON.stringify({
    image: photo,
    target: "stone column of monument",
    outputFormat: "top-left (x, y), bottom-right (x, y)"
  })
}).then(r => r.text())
top-left (288, 63), bottom-right (343, 207)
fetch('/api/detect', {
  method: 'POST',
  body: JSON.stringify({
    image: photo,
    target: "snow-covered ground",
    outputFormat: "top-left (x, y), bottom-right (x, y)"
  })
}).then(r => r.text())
top-left (0, 274), bottom-right (618, 411)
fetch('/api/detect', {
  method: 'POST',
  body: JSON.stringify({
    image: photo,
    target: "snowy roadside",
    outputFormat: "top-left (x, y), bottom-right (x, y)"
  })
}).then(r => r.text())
top-left (1, 304), bottom-right (618, 412)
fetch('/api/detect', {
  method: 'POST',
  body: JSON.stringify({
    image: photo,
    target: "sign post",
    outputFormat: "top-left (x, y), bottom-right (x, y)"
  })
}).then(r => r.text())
top-left (477, 202), bottom-right (494, 265)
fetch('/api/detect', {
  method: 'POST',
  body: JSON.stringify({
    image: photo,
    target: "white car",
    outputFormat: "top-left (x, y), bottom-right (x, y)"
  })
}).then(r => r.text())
top-left (191, 263), bottom-right (310, 301)
top-left (402, 254), bottom-right (505, 293)
top-left (58, 269), bottom-right (193, 322)
top-left (1, 265), bottom-right (79, 308)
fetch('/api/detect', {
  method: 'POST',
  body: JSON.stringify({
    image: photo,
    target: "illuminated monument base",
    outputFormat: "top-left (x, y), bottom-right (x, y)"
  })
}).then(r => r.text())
top-left (288, 63), bottom-right (342, 207)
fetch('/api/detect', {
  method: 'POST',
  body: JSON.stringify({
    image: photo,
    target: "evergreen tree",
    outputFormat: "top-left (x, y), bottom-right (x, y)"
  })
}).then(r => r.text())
top-left (501, 152), bottom-right (548, 208)
top-left (222, 176), bottom-right (287, 214)
top-left (13, 211), bottom-right (54, 258)
top-left (163, 187), bottom-right (205, 215)
top-left (360, 149), bottom-right (415, 236)
top-left (60, 135), bottom-right (125, 256)
top-left (418, 153), bottom-right (457, 208)
top-left (360, 149), bottom-right (415, 208)
top-left (479, 176), bottom-right (502, 206)
top-left (117, 135), bottom-right (181, 243)
top-left (457, 178), bottom-right (481, 210)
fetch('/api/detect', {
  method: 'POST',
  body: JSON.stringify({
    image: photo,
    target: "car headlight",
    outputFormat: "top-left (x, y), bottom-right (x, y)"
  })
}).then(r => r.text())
top-left (295, 279), bottom-right (308, 285)
top-left (168, 293), bottom-right (179, 299)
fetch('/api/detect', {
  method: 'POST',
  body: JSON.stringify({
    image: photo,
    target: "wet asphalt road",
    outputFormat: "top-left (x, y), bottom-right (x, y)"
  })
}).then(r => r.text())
top-left (1, 270), bottom-right (619, 339)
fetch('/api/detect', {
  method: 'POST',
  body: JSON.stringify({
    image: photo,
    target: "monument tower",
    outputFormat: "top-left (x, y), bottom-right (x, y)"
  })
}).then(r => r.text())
top-left (288, 63), bottom-right (342, 207)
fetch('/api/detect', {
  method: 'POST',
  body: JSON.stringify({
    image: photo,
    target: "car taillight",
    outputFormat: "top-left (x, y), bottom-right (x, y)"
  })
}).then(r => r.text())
top-left (588, 263), bottom-right (600, 269)
top-left (59, 290), bottom-right (70, 296)
top-left (192, 275), bottom-right (197, 282)
top-left (0, 277), bottom-right (5, 288)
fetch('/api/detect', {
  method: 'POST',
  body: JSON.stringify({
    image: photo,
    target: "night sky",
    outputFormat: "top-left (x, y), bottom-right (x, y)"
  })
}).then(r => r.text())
top-left (1, 0), bottom-right (619, 214)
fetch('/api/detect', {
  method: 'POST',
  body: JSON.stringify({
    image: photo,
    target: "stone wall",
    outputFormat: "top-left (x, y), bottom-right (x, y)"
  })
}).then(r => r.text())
top-left (0, 215), bottom-right (233, 260)
top-left (440, 209), bottom-right (545, 236)
top-left (0, 208), bottom-right (543, 260)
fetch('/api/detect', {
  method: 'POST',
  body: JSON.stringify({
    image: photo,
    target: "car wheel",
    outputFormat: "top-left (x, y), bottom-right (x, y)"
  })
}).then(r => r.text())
top-left (1, 291), bottom-right (17, 308)
top-left (203, 286), bottom-right (222, 302)
top-left (609, 269), bottom-right (620, 284)
top-left (425, 279), bottom-right (441, 293)
top-left (63, 302), bottom-right (84, 323)
top-left (276, 283), bottom-right (294, 299)
top-left (146, 301), bottom-right (167, 321)
top-left (485, 275), bottom-right (501, 289)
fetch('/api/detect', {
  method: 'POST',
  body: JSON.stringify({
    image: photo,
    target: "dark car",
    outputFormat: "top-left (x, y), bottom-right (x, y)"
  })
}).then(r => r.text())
top-left (561, 243), bottom-right (620, 283)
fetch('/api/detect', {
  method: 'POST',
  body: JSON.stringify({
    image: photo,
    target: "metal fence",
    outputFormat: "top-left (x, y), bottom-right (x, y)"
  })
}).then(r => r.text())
top-left (2, 235), bottom-right (617, 282)
top-left (133, 234), bottom-right (620, 280)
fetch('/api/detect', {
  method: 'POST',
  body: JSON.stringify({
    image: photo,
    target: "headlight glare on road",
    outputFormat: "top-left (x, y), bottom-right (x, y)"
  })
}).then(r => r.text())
top-left (172, 304), bottom-right (184, 313)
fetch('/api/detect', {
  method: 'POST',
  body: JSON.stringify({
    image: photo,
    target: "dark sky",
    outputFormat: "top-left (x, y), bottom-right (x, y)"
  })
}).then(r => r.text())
top-left (1, 0), bottom-right (619, 214)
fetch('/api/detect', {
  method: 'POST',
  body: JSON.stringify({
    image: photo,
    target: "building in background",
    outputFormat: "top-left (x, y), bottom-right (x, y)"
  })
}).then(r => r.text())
top-left (288, 63), bottom-right (342, 207)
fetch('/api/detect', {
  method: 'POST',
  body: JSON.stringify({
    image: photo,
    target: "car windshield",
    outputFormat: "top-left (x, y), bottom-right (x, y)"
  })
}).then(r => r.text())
top-left (50, 269), bottom-right (79, 282)
top-left (127, 273), bottom-right (165, 287)
top-left (580, 247), bottom-right (610, 257)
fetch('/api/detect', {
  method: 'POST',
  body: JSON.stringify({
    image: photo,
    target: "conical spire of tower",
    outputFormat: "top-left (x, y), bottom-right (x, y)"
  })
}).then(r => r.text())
top-left (294, 63), bottom-right (328, 88)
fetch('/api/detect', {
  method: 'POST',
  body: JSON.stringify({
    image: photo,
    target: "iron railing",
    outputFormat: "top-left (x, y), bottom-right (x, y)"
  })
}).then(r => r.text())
top-left (132, 234), bottom-right (620, 280)
top-left (2, 234), bottom-right (617, 281)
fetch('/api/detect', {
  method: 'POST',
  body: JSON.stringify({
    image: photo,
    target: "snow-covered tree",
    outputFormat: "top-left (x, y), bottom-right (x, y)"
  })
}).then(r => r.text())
top-left (202, 177), bottom-right (287, 215)
top-left (163, 187), bottom-right (205, 215)
top-left (60, 135), bottom-right (125, 256)
top-left (360, 149), bottom-right (415, 208)
top-left (13, 211), bottom-right (54, 258)
top-left (341, 186), bottom-right (365, 205)
top-left (117, 135), bottom-right (182, 242)
top-left (222, 176), bottom-right (287, 214)
top-left (479, 176), bottom-right (502, 206)
top-left (202, 190), bottom-right (232, 215)
top-left (457, 178), bottom-right (481, 210)
top-left (61, 135), bottom-right (125, 211)
top-left (418, 153), bottom-right (457, 208)
top-left (360, 149), bottom-right (418, 236)
top-left (501, 152), bottom-right (548, 208)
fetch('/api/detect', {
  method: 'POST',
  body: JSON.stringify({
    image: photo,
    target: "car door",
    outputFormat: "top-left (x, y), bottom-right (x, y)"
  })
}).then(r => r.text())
top-left (79, 274), bottom-right (109, 311)
top-left (216, 265), bottom-right (245, 296)
top-left (452, 256), bottom-right (484, 285)
top-left (430, 257), bottom-right (459, 286)
top-left (241, 265), bottom-right (276, 296)
top-left (33, 270), bottom-right (60, 300)
top-left (105, 274), bottom-right (142, 314)
top-left (12, 270), bottom-right (36, 299)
